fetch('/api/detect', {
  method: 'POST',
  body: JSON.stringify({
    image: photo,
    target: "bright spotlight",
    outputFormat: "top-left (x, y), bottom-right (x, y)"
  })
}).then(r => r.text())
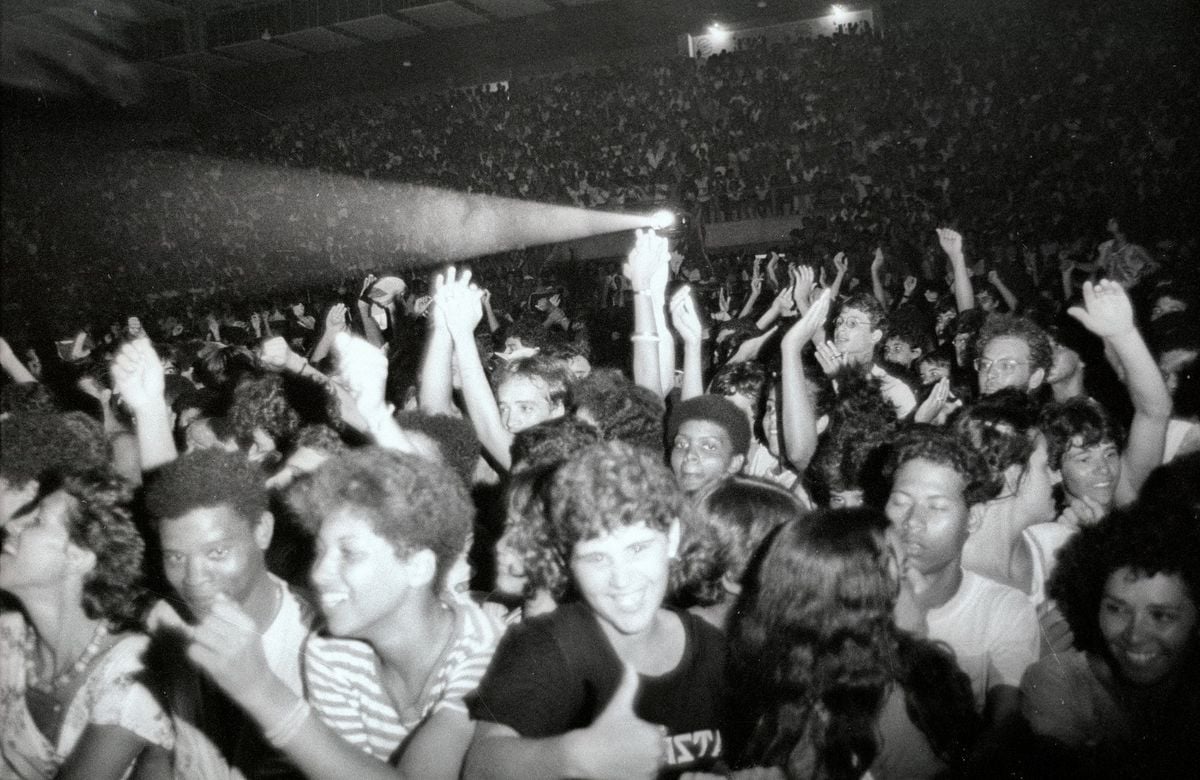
top-left (708, 22), bottom-right (730, 46)
top-left (830, 5), bottom-right (849, 22)
top-left (648, 210), bottom-right (675, 231)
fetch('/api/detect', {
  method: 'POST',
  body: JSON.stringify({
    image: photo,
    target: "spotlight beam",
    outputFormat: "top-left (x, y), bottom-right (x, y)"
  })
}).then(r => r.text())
top-left (23, 151), bottom-right (671, 295)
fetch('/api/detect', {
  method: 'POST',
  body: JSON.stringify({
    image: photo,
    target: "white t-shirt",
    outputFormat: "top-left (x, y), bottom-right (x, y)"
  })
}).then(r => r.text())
top-left (925, 569), bottom-right (1039, 711)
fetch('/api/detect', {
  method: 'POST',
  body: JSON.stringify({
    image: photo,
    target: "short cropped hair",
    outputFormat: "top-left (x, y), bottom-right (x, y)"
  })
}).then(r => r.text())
top-left (548, 441), bottom-right (687, 563)
top-left (884, 424), bottom-right (1001, 508)
top-left (570, 368), bottom-right (665, 454)
top-left (289, 447), bottom-right (473, 591)
top-left (975, 314), bottom-right (1053, 378)
top-left (144, 449), bottom-right (268, 524)
top-left (510, 415), bottom-right (602, 473)
top-left (1039, 397), bottom-right (1125, 471)
top-left (839, 292), bottom-right (887, 332)
top-left (493, 354), bottom-right (574, 410)
top-left (709, 362), bottom-right (768, 414)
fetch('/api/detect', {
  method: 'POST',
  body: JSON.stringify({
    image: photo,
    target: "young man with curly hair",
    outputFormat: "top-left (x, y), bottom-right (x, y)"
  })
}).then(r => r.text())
top-left (973, 313), bottom-right (1054, 397)
top-left (465, 441), bottom-right (728, 778)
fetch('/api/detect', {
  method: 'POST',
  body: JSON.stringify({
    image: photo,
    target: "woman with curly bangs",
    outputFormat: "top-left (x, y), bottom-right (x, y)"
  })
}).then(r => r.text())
top-left (728, 507), bottom-right (979, 779)
top-left (1020, 506), bottom-right (1200, 777)
top-left (466, 441), bottom-right (729, 778)
top-left (674, 475), bottom-right (804, 631)
top-left (0, 471), bottom-right (173, 779)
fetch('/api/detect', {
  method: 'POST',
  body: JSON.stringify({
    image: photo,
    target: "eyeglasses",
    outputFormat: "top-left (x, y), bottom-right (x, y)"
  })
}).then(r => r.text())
top-left (974, 357), bottom-right (1027, 375)
top-left (884, 343), bottom-right (910, 355)
top-left (835, 317), bottom-right (869, 329)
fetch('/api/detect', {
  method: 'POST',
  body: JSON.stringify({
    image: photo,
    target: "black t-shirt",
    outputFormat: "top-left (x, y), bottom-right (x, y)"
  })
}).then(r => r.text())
top-left (468, 601), bottom-right (729, 777)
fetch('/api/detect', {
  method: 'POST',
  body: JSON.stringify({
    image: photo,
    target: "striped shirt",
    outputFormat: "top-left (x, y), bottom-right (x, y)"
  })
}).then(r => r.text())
top-left (303, 598), bottom-right (506, 761)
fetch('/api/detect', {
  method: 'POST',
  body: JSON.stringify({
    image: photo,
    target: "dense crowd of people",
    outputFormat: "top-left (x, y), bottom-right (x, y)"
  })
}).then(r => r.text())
top-left (2, 0), bottom-right (1199, 778)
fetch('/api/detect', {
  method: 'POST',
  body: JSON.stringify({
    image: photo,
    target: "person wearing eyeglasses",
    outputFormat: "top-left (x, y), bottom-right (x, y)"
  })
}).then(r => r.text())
top-left (973, 313), bottom-right (1054, 397)
top-left (824, 293), bottom-right (917, 418)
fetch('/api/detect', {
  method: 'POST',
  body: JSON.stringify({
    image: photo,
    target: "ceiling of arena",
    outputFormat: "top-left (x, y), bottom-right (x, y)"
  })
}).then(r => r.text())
top-left (2, 1), bottom-right (814, 87)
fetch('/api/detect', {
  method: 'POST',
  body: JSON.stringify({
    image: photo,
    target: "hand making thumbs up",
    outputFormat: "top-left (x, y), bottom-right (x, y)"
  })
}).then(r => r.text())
top-left (564, 663), bottom-right (667, 780)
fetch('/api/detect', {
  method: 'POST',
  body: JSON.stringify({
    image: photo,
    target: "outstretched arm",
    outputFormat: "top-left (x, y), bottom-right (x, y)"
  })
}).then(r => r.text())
top-left (624, 229), bottom-right (668, 397)
top-left (669, 286), bottom-right (705, 400)
top-left (331, 333), bottom-right (438, 459)
top-left (439, 267), bottom-right (514, 470)
top-left (938, 228), bottom-right (975, 313)
top-left (418, 278), bottom-right (456, 416)
top-left (780, 290), bottom-right (832, 470)
top-left (988, 270), bottom-right (1019, 313)
top-left (870, 247), bottom-right (890, 309)
top-left (0, 337), bottom-right (37, 384)
top-left (1067, 281), bottom-right (1171, 505)
top-left (110, 338), bottom-right (177, 473)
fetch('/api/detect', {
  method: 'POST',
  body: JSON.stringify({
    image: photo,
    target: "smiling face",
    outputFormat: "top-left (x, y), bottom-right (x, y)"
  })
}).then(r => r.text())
top-left (1099, 568), bottom-right (1198, 687)
top-left (884, 458), bottom-right (975, 577)
top-left (670, 419), bottom-right (744, 494)
top-left (1059, 437), bottom-right (1121, 510)
top-left (570, 521), bottom-right (679, 640)
top-left (159, 504), bottom-right (271, 618)
top-left (310, 510), bottom-right (421, 639)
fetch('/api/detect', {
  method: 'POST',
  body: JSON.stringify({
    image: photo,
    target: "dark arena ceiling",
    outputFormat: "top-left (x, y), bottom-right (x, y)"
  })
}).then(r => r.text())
top-left (2, 0), bottom-right (845, 113)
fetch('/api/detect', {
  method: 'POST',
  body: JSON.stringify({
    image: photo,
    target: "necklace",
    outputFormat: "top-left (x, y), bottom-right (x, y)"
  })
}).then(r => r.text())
top-left (25, 620), bottom-right (110, 697)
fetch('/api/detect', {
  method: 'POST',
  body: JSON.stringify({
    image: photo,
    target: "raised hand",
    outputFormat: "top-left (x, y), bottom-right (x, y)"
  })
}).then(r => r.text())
top-left (1067, 280), bottom-right (1136, 340)
top-left (111, 337), bottom-right (166, 413)
top-left (434, 266), bottom-right (484, 340)
top-left (178, 594), bottom-right (274, 707)
top-left (1056, 494), bottom-right (1107, 528)
top-left (333, 332), bottom-right (389, 418)
top-left (570, 663), bottom-right (665, 780)
top-left (936, 228), bottom-right (963, 258)
top-left (792, 264), bottom-right (815, 311)
top-left (258, 336), bottom-right (297, 373)
top-left (903, 275), bottom-right (918, 297)
top-left (913, 377), bottom-right (955, 424)
top-left (669, 286), bottom-right (703, 345)
top-left (814, 340), bottom-right (846, 376)
top-left (871, 246), bottom-right (884, 273)
top-left (324, 302), bottom-right (348, 334)
top-left (782, 288), bottom-right (831, 353)
top-left (623, 229), bottom-right (669, 294)
top-left (833, 251), bottom-right (849, 276)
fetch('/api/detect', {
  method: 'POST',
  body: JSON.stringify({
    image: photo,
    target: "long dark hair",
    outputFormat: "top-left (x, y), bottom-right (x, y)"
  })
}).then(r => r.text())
top-left (729, 507), bottom-right (978, 778)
